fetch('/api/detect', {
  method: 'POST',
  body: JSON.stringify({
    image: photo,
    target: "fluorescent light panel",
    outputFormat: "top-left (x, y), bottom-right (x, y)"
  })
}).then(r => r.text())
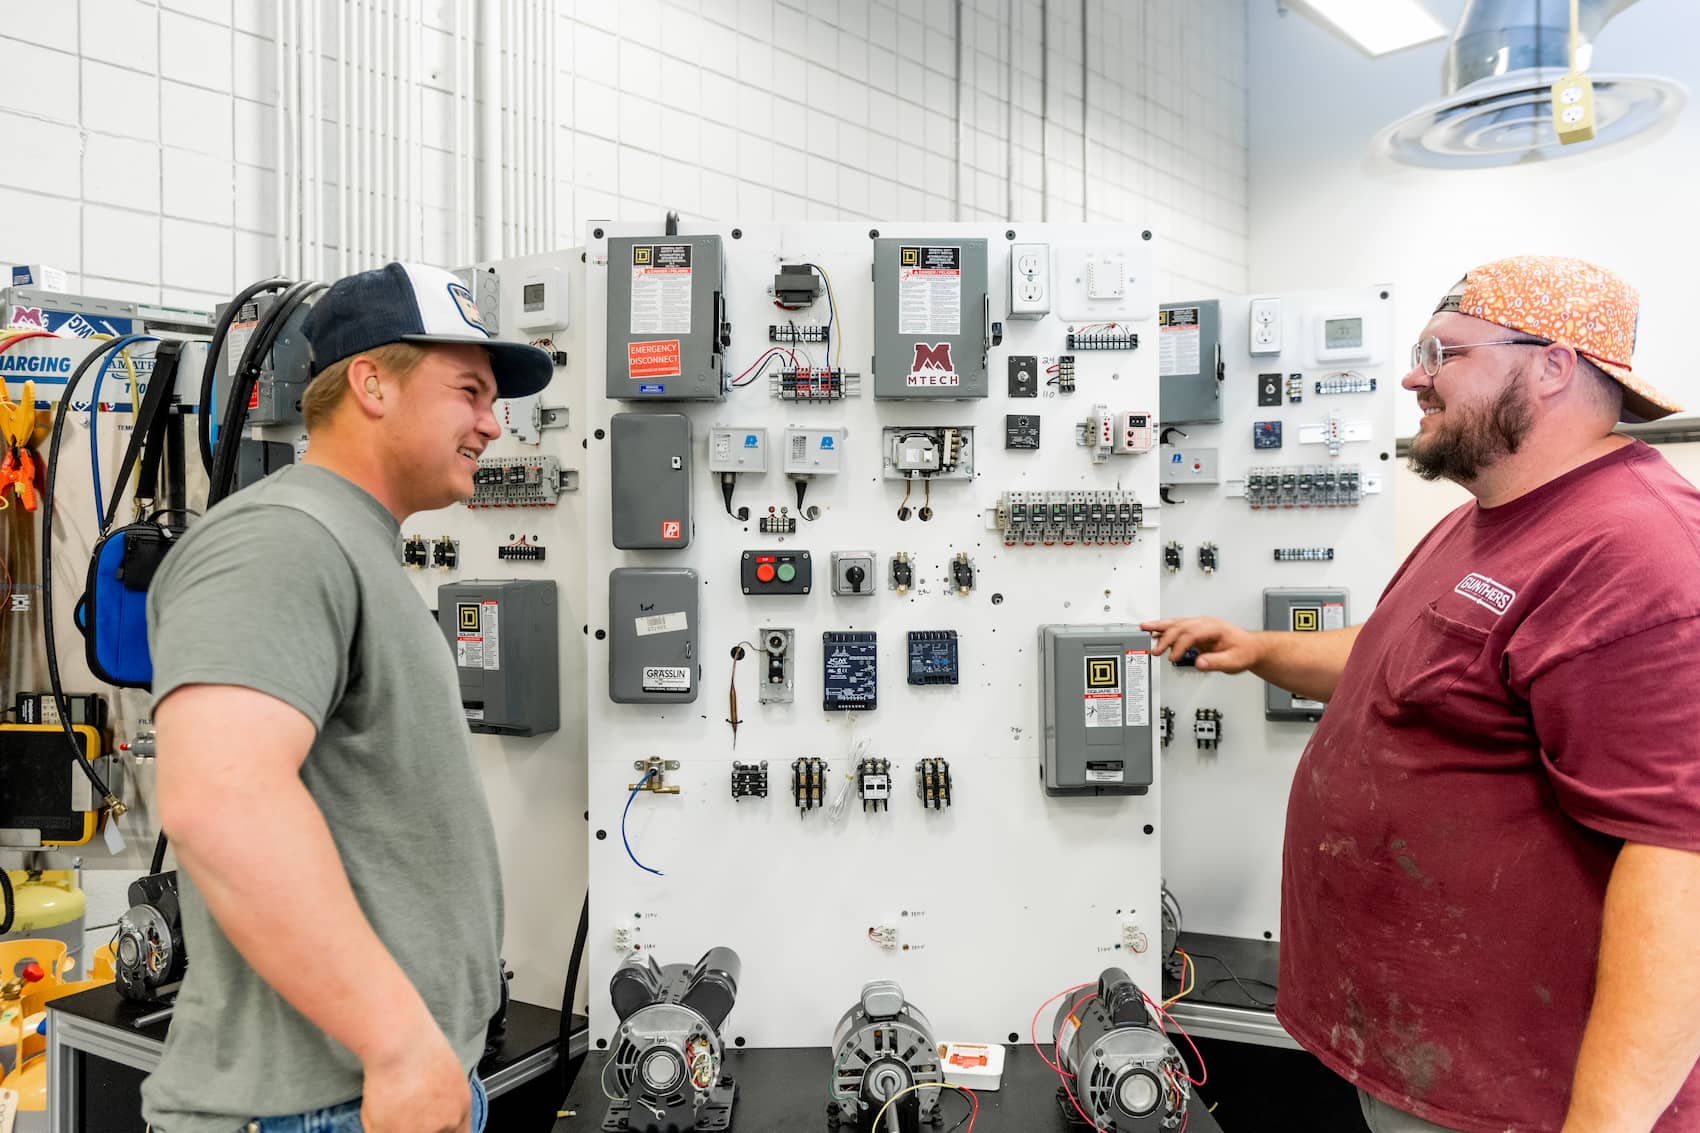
top-left (1295, 0), bottom-right (1447, 57)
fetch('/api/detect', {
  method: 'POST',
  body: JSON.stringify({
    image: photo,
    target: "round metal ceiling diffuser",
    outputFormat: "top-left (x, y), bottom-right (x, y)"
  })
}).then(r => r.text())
top-left (1376, 70), bottom-right (1686, 168)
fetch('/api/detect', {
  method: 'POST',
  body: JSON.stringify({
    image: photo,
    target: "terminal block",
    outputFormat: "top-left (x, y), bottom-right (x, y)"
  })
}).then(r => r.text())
top-left (996, 490), bottom-right (1143, 545)
top-left (1244, 465), bottom-right (1361, 509)
top-left (466, 456), bottom-right (563, 508)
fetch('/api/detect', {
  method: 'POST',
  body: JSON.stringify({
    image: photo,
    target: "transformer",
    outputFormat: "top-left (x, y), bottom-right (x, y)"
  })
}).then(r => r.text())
top-left (602, 948), bottom-right (740, 1132)
top-left (1051, 968), bottom-right (1190, 1131)
top-left (828, 980), bottom-right (943, 1133)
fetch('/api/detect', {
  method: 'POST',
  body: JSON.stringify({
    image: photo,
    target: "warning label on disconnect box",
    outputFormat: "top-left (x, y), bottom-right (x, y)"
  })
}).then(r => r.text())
top-left (628, 339), bottom-right (681, 379)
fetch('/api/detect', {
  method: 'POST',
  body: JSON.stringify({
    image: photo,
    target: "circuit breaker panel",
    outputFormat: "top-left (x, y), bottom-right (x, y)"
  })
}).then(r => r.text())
top-left (604, 235), bottom-right (728, 401)
top-left (1157, 287), bottom-right (1397, 943)
top-left (1039, 625), bottom-right (1155, 795)
top-left (437, 580), bottom-right (560, 735)
top-left (871, 238), bottom-right (990, 399)
top-left (577, 222), bottom-right (1163, 1045)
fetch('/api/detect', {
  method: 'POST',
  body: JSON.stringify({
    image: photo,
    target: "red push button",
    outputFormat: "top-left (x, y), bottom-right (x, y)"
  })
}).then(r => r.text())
top-left (756, 563), bottom-right (776, 583)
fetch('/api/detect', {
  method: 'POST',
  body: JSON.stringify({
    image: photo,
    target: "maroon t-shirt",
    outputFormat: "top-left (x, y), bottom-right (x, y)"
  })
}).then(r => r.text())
top-left (1277, 441), bottom-right (1700, 1132)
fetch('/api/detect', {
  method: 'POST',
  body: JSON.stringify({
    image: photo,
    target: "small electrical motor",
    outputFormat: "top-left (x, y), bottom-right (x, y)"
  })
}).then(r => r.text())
top-left (603, 947), bottom-right (741, 1132)
top-left (827, 980), bottom-right (943, 1132)
top-left (1051, 968), bottom-right (1190, 1131)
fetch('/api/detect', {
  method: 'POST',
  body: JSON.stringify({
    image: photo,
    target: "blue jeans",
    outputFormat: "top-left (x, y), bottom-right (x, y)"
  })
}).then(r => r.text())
top-left (243, 1074), bottom-right (487, 1132)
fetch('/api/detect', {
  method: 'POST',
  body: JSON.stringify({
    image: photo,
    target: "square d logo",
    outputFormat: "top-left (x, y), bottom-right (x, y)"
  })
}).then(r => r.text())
top-left (458, 603), bottom-right (481, 632)
top-left (1087, 657), bottom-right (1120, 688)
top-left (1292, 607), bottom-right (1320, 632)
top-left (900, 246), bottom-right (919, 266)
top-left (661, 520), bottom-right (682, 541)
top-left (632, 245), bottom-right (652, 265)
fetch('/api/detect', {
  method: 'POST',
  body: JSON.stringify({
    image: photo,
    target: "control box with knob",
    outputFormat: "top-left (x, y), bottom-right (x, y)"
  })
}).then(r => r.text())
top-left (831, 551), bottom-right (876, 596)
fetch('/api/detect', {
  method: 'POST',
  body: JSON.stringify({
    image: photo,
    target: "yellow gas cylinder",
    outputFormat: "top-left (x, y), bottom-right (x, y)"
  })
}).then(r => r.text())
top-left (1, 1049), bottom-right (46, 1113)
top-left (2, 872), bottom-right (86, 979)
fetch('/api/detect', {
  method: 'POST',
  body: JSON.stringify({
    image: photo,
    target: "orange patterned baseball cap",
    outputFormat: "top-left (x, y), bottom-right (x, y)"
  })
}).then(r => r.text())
top-left (1434, 255), bottom-right (1679, 422)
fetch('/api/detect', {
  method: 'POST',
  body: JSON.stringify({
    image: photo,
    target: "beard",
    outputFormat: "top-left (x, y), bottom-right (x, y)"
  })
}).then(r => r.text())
top-left (1408, 367), bottom-right (1535, 483)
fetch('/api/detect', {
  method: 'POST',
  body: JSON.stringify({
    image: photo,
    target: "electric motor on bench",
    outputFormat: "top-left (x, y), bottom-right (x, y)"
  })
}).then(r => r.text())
top-left (1051, 968), bottom-right (1190, 1131)
top-left (602, 947), bottom-right (740, 1132)
top-left (828, 979), bottom-right (943, 1133)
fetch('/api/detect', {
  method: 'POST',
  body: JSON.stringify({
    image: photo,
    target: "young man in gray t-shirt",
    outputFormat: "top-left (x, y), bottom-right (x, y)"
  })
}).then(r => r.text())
top-left (144, 264), bottom-right (551, 1133)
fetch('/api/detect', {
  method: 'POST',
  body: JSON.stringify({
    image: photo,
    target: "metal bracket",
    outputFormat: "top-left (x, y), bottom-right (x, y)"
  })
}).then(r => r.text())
top-left (629, 757), bottom-right (682, 793)
top-left (531, 402), bottom-right (569, 432)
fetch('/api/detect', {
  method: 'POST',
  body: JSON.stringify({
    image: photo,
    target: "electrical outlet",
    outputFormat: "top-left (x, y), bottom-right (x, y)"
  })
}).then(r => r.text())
top-left (1552, 73), bottom-right (1595, 144)
top-left (1249, 297), bottom-right (1282, 355)
top-left (1008, 243), bottom-right (1050, 319)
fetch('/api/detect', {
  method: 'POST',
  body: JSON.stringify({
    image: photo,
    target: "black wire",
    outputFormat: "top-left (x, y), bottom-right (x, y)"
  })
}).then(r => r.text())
top-left (210, 280), bottom-right (325, 505)
top-left (942, 1086), bottom-right (974, 1133)
top-left (149, 831), bottom-right (169, 875)
top-left (1186, 951), bottom-right (1278, 1009)
top-left (555, 891), bottom-right (590, 1105)
top-left (40, 336), bottom-right (139, 804)
top-left (196, 277), bottom-right (293, 475)
top-left (0, 867), bottom-right (12, 935)
top-left (801, 262), bottom-right (834, 369)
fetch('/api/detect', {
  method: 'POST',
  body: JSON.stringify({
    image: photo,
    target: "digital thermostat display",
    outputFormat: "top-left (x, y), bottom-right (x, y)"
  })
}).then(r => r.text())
top-left (1324, 316), bottom-right (1363, 350)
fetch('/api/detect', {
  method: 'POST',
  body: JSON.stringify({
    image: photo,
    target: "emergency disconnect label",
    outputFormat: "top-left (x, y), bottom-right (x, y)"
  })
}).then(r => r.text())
top-left (1083, 654), bottom-right (1123, 729)
top-left (630, 243), bottom-right (693, 335)
top-left (642, 666), bottom-right (692, 693)
top-left (628, 339), bottom-right (681, 379)
top-left (898, 245), bottom-right (961, 336)
top-left (1158, 306), bottom-right (1201, 377)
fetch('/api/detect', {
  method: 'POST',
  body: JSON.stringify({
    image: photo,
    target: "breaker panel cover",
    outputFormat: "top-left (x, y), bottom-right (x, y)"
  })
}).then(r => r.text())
top-left (872, 238), bottom-right (989, 399)
top-left (608, 568), bottom-right (700, 704)
top-left (604, 235), bottom-right (727, 400)
top-left (437, 580), bottom-right (559, 735)
top-left (1039, 624), bottom-right (1154, 796)
top-left (611, 412), bottom-right (693, 549)
top-left (1263, 588), bottom-right (1348, 722)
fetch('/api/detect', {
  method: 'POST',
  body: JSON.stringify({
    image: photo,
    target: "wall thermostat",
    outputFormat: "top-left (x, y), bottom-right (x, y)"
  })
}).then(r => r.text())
top-left (1315, 310), bottom-right (1372, 363)
top-left (514, 266), bottom-right (569, 333)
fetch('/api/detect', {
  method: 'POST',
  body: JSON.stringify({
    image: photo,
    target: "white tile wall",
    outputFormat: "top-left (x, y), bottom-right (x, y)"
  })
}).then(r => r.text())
top-left (2, 0), bottom-right (1245, 309)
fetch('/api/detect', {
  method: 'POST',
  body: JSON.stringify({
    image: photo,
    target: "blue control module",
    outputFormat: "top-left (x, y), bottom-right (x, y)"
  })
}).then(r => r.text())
top-left (823, 631), bottom-right (878, 710)
top-left (907, 630), bottom-right (960, 685)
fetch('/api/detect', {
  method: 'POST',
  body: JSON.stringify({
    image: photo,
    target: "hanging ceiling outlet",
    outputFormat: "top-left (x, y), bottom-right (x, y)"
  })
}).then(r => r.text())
top-left (1375, 0), bottom-right (1686, 168)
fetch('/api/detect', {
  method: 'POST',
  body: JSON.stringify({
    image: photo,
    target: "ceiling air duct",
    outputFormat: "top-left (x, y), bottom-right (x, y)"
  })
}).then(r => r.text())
top-left (1375, 0), bottom-right (1685, 167)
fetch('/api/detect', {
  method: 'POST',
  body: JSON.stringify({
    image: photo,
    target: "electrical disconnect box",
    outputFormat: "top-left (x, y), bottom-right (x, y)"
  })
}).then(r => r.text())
top-left (608, 568), bottom-right (700, 704)
top-left (437, 580), bottom-right (559, 735)
top-left (604, 234), bottom-right (728, 401)
top-left (1157, 299), bottom-right (1223, 425)
top-left (872, 238), bottom-right (989, 399)
top-left (1263, 588), bottom-right (1348, 722)
top-left (1038, 625), bottom-right (1154, 796)
top-left (610, 413), bottom-right (693, 549)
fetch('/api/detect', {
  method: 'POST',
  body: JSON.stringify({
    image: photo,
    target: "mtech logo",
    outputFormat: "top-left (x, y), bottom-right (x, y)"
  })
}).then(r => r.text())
top-left (906, 342), bottom-right (959, 387)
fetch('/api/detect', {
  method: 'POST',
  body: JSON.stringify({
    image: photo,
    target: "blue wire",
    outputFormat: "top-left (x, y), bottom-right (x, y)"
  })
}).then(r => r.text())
top-left (621, 768), bottom-right (664, 876)
top-left (88, 334), bottom-right (158, 526)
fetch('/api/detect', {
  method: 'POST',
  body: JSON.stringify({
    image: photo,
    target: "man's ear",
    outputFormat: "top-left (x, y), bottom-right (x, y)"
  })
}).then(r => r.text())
top-left (348, 355), bottom-right (389, 417)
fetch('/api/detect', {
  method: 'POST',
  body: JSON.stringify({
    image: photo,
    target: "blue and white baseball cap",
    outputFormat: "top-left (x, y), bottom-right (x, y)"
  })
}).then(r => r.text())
top-left (302, 262), bottom-right (553, 399)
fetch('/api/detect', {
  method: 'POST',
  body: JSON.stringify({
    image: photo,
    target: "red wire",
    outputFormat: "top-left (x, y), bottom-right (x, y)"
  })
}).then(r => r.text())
top-left (959, 1084), bottom-right (979, 1131)
top-left (731, 345), bottom-right (799, 385)
top-left (0, 331), bottom-right (60, 354)
top-left (1143, 991), bottom-right (1208, 1087)
top-left (1029, 981), bottom-right (1094, 1074)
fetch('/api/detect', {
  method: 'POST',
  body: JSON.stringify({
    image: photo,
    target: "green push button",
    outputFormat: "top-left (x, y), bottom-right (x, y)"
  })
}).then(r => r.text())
top-left (776, 562), bottom-right (796, 583)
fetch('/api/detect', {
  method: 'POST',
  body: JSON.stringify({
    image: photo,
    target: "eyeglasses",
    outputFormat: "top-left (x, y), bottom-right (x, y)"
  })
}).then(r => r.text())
top-left (1410, 335), bottom-right (1551, 377)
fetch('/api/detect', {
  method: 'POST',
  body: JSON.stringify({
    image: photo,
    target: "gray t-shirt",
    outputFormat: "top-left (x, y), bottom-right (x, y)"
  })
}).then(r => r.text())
top-left (141, 464), bottom-right (504, 1133)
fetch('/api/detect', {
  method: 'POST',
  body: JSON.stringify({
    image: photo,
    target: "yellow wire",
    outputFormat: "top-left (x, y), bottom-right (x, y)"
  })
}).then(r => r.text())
top-left (1163, 949), bottom-right (1195, 1009)
top-left (869, 1080), bottom-right (973, 1132)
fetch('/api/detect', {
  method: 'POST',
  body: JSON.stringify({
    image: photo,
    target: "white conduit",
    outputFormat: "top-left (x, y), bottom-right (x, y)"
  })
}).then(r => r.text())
top-left (275, 0), bottom-right (288, 274)
top-left (339, 0), bottom-right (350, 275)
top-left (480, 0), bottom-right (501, 259)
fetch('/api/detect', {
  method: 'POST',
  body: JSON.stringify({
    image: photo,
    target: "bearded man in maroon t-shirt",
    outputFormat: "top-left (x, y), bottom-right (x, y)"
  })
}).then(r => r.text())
top-left (1145, 256), bottom-right (1700, 1133)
